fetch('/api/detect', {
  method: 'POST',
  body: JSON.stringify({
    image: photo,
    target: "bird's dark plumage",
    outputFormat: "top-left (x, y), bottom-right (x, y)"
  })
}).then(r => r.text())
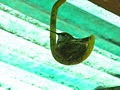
top-left (54, 32), bottom-right (90, 65)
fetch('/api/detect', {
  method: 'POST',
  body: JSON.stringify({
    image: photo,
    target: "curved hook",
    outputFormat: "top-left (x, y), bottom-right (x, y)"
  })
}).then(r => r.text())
top-left (50, 0), bottom-right (95, 65)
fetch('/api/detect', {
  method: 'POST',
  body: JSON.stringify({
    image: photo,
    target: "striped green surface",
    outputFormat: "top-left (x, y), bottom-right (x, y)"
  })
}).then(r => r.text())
top-left (0, 0), bottom-right (120, 90)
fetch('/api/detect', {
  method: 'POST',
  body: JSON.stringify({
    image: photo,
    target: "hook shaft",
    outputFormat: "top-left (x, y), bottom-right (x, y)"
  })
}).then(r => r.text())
top-left (50, 0), bottom-right (66, 57)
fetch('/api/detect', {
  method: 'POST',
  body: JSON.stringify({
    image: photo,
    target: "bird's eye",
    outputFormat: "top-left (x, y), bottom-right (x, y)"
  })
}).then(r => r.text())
top-left (65, 34), bottom-right (67, 36)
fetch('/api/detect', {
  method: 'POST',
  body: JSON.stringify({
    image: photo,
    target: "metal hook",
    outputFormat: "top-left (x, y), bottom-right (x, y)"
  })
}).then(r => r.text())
top-left (50, 0), bottom-right (95, 65)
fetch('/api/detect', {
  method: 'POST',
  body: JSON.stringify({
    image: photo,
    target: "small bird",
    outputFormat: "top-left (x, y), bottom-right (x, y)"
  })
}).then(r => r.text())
top-left (47, 29), bottom-right (95, 65)
top-left (54, 32), bottom-right (95, 65)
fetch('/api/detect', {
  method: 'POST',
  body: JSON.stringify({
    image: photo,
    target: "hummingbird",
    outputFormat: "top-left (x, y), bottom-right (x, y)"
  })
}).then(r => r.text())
top-left (47, 29), bottom-right (95, 65)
